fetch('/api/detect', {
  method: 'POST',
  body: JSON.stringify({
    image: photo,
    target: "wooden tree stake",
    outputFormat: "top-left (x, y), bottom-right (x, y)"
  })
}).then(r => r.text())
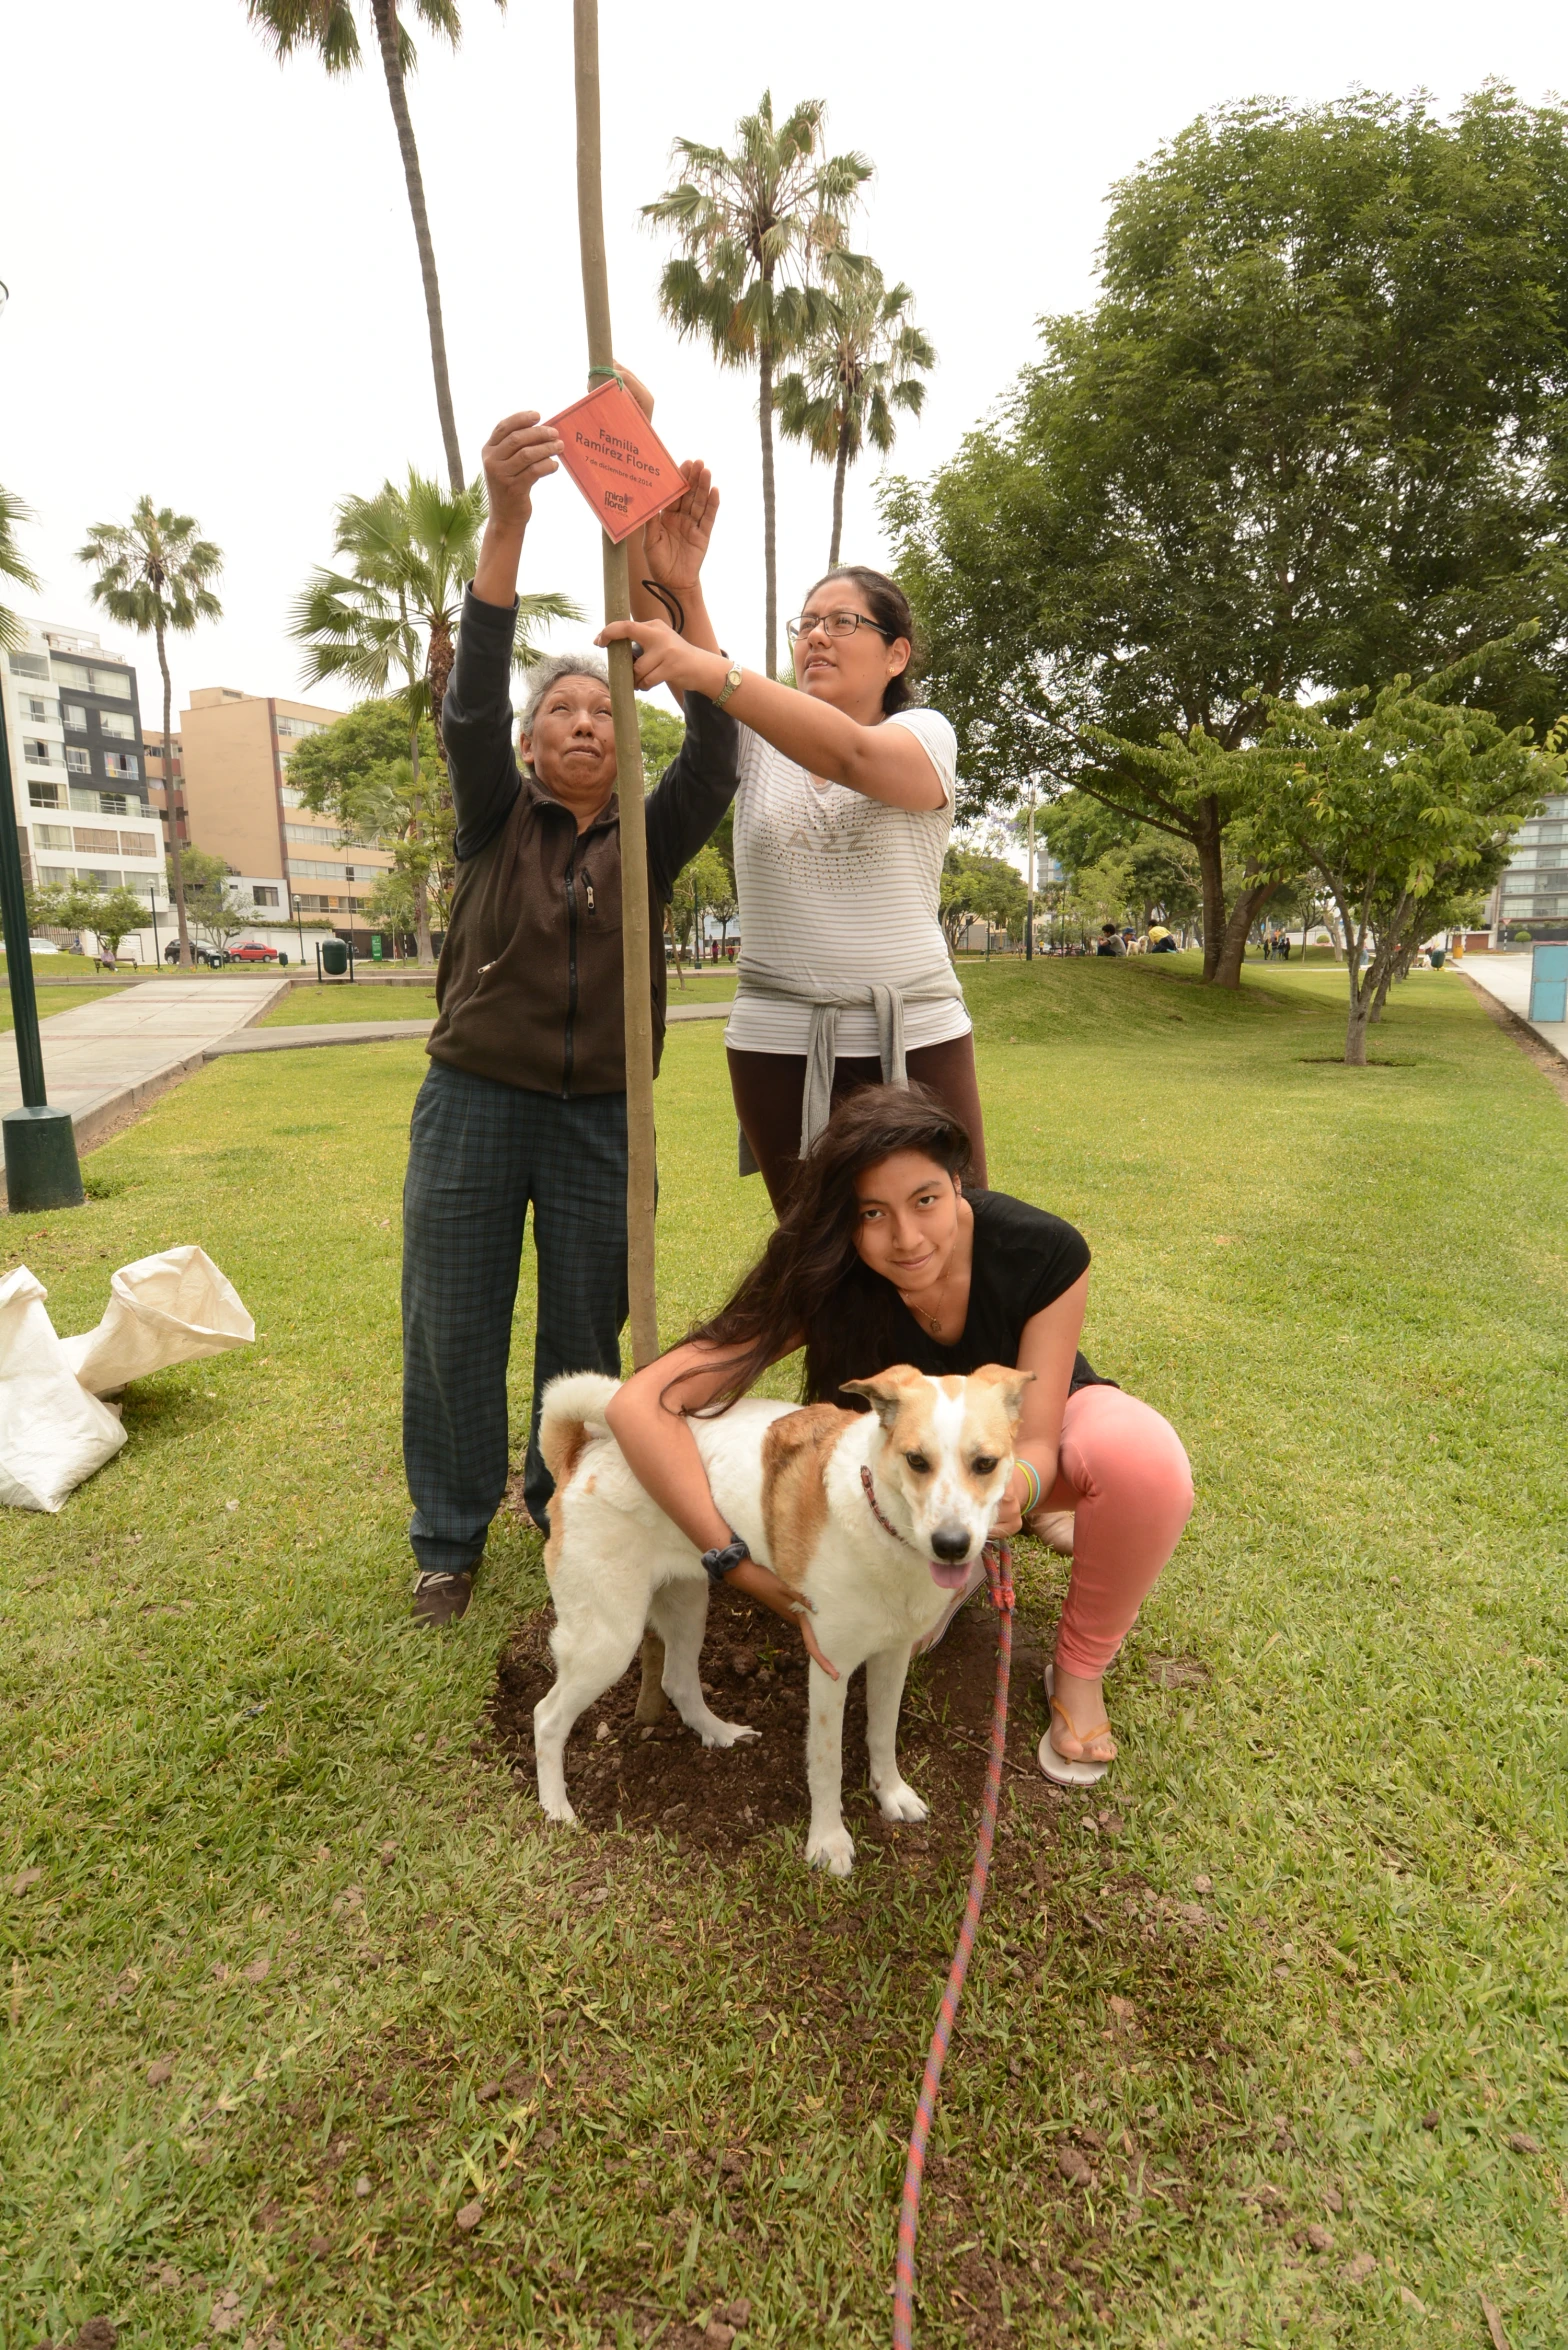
top-left (573, 0), bottom-right (666, 1719)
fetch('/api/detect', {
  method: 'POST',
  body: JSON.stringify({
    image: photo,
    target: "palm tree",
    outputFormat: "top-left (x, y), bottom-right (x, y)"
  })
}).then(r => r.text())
top-left (643, 94), bottom-right (870, 679)
top-left (292, 467), bottom-right (577, 964)
top-left (777, 264), bottom-right (935, 571)
top-left (0, 487), bottom-right (42, 653)
top-left (245, 0), bottom-right (503, 495)
top-left (78, 500), bottom-right (223, 970)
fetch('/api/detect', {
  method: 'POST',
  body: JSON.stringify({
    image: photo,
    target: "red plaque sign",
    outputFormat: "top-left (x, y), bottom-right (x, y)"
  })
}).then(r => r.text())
top-left (547, 379), bottom-right (689, 544)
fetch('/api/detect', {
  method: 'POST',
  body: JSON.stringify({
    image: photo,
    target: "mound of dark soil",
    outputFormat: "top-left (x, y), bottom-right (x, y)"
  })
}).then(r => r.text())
top-left (490, 1582), bottom-right (1065, 1860)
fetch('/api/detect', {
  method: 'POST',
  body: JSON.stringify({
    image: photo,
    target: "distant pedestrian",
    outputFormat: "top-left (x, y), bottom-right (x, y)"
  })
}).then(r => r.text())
top-left (1096, 923), bottom-right (1126, 957)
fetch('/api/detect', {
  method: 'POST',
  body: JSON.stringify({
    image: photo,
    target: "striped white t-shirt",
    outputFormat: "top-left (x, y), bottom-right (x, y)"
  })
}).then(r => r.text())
top-left (724, 706), bottom-right (972, 1058)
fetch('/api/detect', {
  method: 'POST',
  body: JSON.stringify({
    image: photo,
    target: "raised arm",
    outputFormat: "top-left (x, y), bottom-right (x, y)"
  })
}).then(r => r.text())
top-left (606, 1337), bottom-right (839, 1674)
top-left (443, 412), bottom-right (567, 858)
top-left (595, 618), bottom-right (947, 812)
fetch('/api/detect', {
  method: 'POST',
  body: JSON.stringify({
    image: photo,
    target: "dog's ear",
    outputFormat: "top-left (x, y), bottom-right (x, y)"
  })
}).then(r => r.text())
top-left (842, 1364), bottom-right (925, 1428)
top-left (968, 1364), bottom-right (1035, 1426)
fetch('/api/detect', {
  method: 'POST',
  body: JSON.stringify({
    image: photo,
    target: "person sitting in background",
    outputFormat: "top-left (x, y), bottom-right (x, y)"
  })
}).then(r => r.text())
top-left (1096, 924), bottom-right (1127, 958)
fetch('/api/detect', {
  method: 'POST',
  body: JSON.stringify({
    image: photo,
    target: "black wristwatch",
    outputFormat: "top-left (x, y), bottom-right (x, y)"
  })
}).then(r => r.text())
top-left (701, 1531), bottom-right (750, 1585)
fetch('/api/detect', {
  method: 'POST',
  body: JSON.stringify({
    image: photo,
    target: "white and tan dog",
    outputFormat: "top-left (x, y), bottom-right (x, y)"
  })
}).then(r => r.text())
top-left (532, 1362), bottom-right (1030, 1875)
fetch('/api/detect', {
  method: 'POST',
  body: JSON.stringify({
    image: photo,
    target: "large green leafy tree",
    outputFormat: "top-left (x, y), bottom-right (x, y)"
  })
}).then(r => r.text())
top-left (887, 88), bottom-right (1568, 985)
top-left (939, 848), bottom-right (1027, 949)
top-left (245, 0), bottom-right (505, 495)
top-left (777, 263), bottom-right (934, 570)
top-left (1255, 654), bottom-right (1562, 1063)
top-left (292, 469), bottom-right (576, 964)
top-left (0, 487), bottom-right (41, 653)
top-left (644, 94), bottom-right (870, 681)
top-left (78, 498), bottom-right (223, 970)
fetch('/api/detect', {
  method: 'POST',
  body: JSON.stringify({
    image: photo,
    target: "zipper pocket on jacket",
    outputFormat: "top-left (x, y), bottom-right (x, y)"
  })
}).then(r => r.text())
top-left (584, 880), bottom-right (596, 918)
top-left (563, 852), bottom-right (579, 1095)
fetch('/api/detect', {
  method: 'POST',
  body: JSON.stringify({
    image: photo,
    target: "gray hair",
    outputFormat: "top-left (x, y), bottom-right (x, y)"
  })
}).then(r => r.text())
top-left (517, 652), bottom-right (610, 762)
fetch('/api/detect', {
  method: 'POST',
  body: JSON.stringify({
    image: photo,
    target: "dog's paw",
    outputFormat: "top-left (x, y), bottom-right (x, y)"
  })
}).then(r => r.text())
top-left (537, 1793), bottom-right (579, 1827)
top-left (700, 1717), bottom-right (761, 1750)
top-left (806, 1824), bottom-right (856, 1878)
top-left (876, 1779), bottom-right (929, 1824)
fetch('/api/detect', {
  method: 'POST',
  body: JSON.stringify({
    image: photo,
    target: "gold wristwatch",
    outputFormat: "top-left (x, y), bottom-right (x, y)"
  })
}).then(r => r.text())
top-left (713, 660), bottom-right (744, 710)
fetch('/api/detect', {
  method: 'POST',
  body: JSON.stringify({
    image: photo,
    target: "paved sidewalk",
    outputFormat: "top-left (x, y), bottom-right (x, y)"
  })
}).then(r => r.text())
top-left (1461, 954), bottom-right (1568, 1063)
top-left (205, 999), bottom-right (732, 1058)
top-left (1, 978), bottom-right (290, 1144)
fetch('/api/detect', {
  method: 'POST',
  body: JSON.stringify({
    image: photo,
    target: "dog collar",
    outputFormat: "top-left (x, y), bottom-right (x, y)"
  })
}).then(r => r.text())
top-left (861, 1464), bottom-right (918, 1552)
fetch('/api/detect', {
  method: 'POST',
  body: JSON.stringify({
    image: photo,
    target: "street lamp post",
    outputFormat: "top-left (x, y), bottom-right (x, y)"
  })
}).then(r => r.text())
top-left (0, 674), bottom-right (84, 1209)
top-left (1025, 776), bottom-right (1037, 961)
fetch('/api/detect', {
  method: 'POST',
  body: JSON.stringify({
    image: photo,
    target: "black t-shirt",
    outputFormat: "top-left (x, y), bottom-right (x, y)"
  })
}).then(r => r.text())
top-left (887, 1188), bottom-right (1109, 1394)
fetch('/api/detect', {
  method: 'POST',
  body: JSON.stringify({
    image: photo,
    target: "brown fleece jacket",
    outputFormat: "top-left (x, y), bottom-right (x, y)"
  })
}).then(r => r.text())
top-left (427, 586), bottom-right (738, 1096)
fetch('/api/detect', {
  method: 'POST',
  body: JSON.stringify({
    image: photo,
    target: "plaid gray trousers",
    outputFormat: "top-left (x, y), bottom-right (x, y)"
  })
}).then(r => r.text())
top-left (401, 1059), bottom-right (628, 1571)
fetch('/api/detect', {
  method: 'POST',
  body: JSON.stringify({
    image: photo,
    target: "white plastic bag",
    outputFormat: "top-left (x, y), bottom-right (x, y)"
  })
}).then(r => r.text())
top-left (0, 1267), bottom-right (128, 1512)
top-left (59, 1245), bottom-right (254, 1397)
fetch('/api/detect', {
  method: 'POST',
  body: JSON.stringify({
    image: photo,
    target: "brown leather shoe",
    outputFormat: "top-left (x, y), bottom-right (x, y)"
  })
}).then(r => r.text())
top-left (411, 1569), bottom-right (473, 1626)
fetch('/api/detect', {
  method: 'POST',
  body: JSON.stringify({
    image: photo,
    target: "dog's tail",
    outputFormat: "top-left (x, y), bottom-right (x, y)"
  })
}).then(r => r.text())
top-left (538, 1370), bottom-right (621, 1492)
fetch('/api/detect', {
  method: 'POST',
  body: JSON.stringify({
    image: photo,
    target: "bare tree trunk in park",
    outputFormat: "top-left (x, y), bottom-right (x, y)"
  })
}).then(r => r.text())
top-left (829, 414), bottom-right (851, 569)
top-left (371, 0), bottom-right (465, 496)
top-left (760, 327), bottom-right (778, 678)
top-left (157, 619), bottom-right (193, 969)
top-left (407, 721), bottom-right (435, 970)
top-left (1211, 875), bottom-right (1279, 989)
top-left (573, 0), bottom-right (665, 1718)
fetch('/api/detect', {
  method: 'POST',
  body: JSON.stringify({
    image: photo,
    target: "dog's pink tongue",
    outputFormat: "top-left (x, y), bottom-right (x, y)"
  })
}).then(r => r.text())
top-left (929, 1558), bottom-right (970, 1590)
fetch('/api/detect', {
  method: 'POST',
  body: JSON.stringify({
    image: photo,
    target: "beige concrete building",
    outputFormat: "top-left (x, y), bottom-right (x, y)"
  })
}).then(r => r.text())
top-left (179, 687), bottom-right (394, 921)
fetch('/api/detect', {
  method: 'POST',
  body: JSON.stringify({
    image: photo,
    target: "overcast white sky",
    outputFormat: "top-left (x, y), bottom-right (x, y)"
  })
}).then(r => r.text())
top-left (2, 1), bottom-right (1561, 729)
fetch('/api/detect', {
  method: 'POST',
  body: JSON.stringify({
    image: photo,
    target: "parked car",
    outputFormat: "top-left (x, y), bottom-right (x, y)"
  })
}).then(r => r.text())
top-left (164, 941), bottom-right (230, 970)
top-left (231, 941), bottom-right (284, 963)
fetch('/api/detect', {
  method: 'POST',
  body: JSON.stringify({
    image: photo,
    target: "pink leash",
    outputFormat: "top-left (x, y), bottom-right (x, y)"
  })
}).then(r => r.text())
top-left (891, 1535), bottom-right (1015, 2349)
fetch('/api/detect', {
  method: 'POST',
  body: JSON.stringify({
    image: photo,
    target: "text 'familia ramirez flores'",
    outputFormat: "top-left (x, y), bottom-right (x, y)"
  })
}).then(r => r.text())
top-left (578, 426), bottom-right (664, 476)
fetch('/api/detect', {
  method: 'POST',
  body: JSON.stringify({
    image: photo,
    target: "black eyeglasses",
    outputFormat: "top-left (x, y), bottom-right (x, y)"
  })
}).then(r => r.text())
top-left (785, 609), bottom-right (895, 646)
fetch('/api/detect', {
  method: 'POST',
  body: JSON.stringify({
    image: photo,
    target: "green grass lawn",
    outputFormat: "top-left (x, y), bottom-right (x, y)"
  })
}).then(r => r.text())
top-left (3, 959), bottom-right (1565, 2348)
top-left (0, 987), bottom-right (120, 1029)
top-left (259, 986), bottom-right (441, 1027)
top-left (258, 968), bottom-right (737, 1027)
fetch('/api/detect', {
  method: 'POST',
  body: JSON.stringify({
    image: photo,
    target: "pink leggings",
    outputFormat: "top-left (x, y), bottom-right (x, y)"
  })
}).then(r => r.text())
top-left (1045, 1385), bottom-right (1193, 1677)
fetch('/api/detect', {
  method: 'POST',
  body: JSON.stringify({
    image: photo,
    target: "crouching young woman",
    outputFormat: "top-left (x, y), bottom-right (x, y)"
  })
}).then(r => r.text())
top-left (607, 1086), bottom-right (1194, 1782)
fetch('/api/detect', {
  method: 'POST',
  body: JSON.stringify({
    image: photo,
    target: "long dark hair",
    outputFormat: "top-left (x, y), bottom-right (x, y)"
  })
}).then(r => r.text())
top-left (808, 566), bottom-right (919, 716)
top-left (675, 1084), bottom-right (973, 1413)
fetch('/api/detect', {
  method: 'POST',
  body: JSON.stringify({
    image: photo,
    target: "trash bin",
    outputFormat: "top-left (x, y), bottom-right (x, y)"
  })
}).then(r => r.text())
top-left (321, 938), bottom-right (349, 978)
top-left (1428, 947), bottom-right (1445, 969)
top-left (1528, 942), bottom-right (1568, 1024)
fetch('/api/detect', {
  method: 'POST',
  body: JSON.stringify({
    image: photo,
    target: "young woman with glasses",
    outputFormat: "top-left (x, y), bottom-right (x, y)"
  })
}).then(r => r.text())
top-left (601, 558), bottom-right (986, 1207)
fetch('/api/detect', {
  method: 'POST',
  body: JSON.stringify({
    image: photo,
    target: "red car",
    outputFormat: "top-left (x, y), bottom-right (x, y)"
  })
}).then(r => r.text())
top-left (231, 942), bottom-right (283, 962)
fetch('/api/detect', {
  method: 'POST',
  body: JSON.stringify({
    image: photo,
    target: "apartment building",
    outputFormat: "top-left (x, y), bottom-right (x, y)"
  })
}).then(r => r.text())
top-left (1491, 792), bottom-right (1568, 943)
top-left (179, 687), bottom-right (393, 921)
top-left (3, 619), bottom-right (166, 908)
top-left (143, 729), bottom-right (189, 852)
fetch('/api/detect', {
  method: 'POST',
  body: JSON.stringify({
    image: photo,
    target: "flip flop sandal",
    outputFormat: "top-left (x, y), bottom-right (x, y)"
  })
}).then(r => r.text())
top-left (1037, 1661), bottom-right (1114, 1787)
